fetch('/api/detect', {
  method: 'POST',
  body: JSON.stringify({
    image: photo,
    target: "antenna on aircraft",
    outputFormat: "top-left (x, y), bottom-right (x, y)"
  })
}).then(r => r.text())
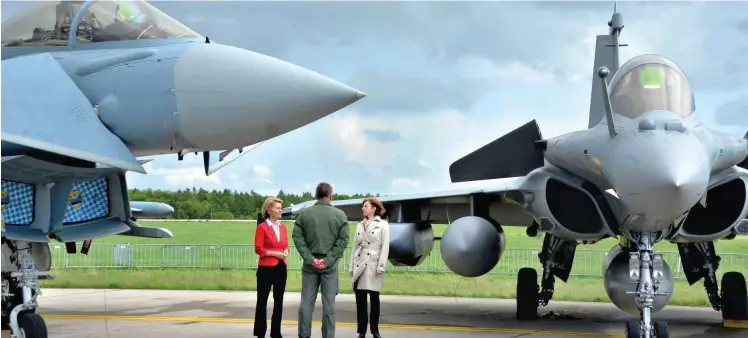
top-left (607, 1), bottom-right (625, 67)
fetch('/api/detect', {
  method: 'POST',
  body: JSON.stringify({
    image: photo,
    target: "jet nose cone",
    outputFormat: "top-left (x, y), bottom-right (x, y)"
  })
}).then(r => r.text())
top-left (173, 43), bottom-right (366, 150)
top-left (609, 133), bottom-right (709, 223)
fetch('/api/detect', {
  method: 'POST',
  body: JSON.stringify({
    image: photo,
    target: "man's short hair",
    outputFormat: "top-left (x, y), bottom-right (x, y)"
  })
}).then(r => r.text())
top-left (315, 182), bottom-right (334, 199)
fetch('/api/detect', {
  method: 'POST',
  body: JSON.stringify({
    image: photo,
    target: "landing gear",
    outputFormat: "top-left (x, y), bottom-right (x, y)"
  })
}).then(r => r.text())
top-left (677, 242), bottom-right (748, 322)
top-left (624, 319), bottom-right (640, 337)
top-left (653, 320), bottom-right (669, 338)
top-left (626, 231), bottom-right (669, 338)
top-left (720, 272), bottom-right (748, 321)
top-left (17, 312), bottom-right (47, 337)
top-left (1, 236), bottom-right (50, 338)
top-left (516, 268), bottom-right (538, 320)
top-left (515, 233), bottom-right (577, 321)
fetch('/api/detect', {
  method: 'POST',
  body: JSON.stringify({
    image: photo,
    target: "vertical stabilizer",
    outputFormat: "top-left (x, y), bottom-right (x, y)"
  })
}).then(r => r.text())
top-left (588, 2), bottom-right (626, 128)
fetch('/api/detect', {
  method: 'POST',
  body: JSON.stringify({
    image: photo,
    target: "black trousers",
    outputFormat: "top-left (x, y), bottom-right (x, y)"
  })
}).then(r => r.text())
top-left (254, 261), bottom-right (287, 337)
top-left (354, 279), bottom-right (380, 335)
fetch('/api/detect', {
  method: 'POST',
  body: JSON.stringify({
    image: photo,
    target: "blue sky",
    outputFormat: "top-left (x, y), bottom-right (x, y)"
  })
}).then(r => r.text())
top-left (3, 1), bottom-right (748, 196)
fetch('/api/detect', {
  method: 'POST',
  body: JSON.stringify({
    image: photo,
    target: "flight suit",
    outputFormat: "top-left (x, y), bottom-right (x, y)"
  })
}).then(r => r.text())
top-left (292, 199), bottom-right (349, 338)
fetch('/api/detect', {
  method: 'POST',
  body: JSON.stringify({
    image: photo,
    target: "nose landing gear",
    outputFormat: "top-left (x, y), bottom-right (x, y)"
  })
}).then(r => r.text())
top-left (624, 232), bottom-right (670, 338)
top-left (2, 237), bottom-right (50, 338)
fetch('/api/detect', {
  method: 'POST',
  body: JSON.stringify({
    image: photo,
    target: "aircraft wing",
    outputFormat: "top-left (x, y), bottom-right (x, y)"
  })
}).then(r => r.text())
top-left (1, 53), bottom-right (144, 173)
top-left (282, 177), bottom-right (534, 226)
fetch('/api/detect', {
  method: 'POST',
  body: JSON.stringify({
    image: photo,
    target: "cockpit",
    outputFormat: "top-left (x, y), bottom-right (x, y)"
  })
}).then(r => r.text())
top-left (608, 55), bottom-right (695, 119)
top-left (1, 0), bottom-right (201, 47)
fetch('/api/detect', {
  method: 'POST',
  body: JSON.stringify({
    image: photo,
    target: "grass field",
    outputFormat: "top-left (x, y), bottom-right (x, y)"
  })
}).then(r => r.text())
top-left (41, 221), bottom-right (748, 307)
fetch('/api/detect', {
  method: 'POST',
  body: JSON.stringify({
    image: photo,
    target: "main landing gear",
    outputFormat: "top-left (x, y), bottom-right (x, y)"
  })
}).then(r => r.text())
top-left (677, 241), bottom-right (748, 324)
top-left (2, 235), bottom-right (50, 338)
top-left (516, 233), bottom-right (577, 321)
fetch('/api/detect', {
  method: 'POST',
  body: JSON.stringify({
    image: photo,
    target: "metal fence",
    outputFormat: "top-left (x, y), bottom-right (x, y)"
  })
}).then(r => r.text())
top-left (48, 243), bottom-right (748, 279)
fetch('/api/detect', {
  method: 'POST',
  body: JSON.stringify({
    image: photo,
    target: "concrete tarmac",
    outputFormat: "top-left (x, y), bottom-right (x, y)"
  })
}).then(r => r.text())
top-left (3, 288), bottom-right (747, 337)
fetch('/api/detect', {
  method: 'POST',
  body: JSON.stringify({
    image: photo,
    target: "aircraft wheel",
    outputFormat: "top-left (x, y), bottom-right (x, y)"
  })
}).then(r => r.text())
top-left (624, 318), bottom-right (640, 338)
top-left (18, 311), bottom-right (47, 338)
top-left (721, 272), bottom-right (748, 320)
top-left (654, 320), bottom-right (669, 338)
top-left (516, 267), bottom-right (538, 321)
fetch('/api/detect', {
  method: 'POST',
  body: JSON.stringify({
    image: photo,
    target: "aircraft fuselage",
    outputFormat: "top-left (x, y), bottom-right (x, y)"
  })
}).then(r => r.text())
top-left (544, 109), bottom-right (747, 233)
top-left (3, 38), bottom-right (361, 158)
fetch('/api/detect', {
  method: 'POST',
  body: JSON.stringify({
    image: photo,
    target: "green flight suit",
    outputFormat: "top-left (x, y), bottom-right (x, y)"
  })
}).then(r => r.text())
top-left (292, 199), bottom-right (349, 338)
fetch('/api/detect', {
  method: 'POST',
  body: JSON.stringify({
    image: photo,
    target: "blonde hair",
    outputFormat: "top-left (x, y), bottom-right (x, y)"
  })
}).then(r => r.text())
top-left (261, 197), bottom-right (284, 218)
top-left (363, 197), bottom-right (386, 217)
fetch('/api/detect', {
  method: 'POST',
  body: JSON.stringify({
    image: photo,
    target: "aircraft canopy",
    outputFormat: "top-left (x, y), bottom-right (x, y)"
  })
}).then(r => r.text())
top-left (609, 56), bottom-right (694, 119)
top-left (2, 1), bottom-right (201, 47)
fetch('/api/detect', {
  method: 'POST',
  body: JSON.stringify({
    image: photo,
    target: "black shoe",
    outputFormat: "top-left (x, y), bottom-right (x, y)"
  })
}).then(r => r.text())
top-left (357, 334), bottom-right (365, 338)
top-left (373, 334), bottom-right (381, 338)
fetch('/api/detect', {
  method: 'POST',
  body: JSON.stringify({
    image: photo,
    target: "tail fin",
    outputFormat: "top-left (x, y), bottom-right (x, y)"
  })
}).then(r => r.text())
top-left (588, 2), bottom-right (626, 128)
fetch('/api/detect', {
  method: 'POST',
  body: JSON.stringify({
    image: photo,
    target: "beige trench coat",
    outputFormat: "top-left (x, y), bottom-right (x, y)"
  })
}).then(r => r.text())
top-left (348, 216), bottom-right (390, 292)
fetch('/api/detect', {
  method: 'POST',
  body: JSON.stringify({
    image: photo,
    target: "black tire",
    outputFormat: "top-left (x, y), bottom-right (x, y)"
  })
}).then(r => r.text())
top-left (624, 319), bottom-right (640, 338)
top-left (721, 272), bottom-right (748, 320)
top-left (516, 267), bottom-right (538, 321)
top-left (654, 320), bottom-right (669, 338)
top-left (18, 312), bottom-right (47, 338)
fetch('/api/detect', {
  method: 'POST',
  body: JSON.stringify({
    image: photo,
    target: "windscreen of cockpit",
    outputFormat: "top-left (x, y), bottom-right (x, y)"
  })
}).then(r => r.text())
top-left (75, 1), bottom-right (201, 43)
top-left (0, 1), bottom-right (201, 47)
top-left (1, 1), bottom-right (73, 46)
top-left (609, 63), bottom-right (694, 119)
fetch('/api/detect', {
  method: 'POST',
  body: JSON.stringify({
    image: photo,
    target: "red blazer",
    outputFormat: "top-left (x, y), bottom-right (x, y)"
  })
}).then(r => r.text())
top-left (255, 220), bottom-right (289, 267)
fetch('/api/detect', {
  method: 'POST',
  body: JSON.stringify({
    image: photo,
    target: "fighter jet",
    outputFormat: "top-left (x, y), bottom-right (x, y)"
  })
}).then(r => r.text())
top-left (283, 6), bottom-right (748, 338)
top-left (0, 1), bottom-right (364, 336)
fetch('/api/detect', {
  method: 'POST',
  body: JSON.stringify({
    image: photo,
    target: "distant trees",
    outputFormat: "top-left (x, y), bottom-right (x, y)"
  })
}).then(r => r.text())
top-left (128, 187), bottom-right (375, 220)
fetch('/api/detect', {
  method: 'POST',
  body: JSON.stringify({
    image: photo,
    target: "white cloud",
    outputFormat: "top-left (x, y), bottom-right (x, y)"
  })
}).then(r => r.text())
top-left (328, 109), bottom-right (466, 173)
top-left (253, 164), bottom-right (274, 183)
top-left (256, 189), bottom-right (280, 197)
top-left (391, 178), bottom-right (421, 191)
top-left (456, 57), bottom-right (558, 84)
top-left (417, 159), bottom-right (432, 170)
top-left (139, 162), bottom-right (221, 187)
top-left (228, 173), bottom-right (241, 183)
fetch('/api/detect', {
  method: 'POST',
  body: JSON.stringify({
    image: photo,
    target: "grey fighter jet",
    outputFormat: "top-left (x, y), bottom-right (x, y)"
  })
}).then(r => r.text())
top-left (0, 1), bottom-right (365, 337)
top-left (283, 6), bottom-right (748, 338)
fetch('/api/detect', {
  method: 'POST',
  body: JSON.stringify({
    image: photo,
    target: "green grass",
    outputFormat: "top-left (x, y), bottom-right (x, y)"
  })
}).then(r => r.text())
top-left (42, 221), bottom-right (748, 307)
top-left (91, 221), bottom-right (748, 254)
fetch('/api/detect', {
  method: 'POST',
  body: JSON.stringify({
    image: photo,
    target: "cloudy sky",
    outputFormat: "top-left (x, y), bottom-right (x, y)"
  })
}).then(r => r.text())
top-left (3, 1), bottom-right (748, 196)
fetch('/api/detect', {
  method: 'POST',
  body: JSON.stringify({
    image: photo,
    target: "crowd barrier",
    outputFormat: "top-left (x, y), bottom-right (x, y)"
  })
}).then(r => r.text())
top-left (49, 243), bottom-right (748, 279)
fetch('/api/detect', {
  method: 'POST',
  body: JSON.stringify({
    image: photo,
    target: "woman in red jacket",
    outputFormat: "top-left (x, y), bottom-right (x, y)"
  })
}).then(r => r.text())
top-left (253, 197), bottom-right (289, 338)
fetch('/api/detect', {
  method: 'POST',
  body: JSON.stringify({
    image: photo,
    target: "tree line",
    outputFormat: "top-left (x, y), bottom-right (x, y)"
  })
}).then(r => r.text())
top-left (128, 187), bottom-right (376, 220)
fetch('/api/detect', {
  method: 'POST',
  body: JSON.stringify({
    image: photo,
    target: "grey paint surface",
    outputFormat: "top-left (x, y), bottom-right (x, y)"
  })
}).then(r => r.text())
top-left (30, 289), bottom-right (747, 338)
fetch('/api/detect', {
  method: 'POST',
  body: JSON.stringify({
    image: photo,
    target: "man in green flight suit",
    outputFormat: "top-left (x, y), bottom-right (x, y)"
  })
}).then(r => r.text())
top-left (293, 182), bottom-right (350, 338)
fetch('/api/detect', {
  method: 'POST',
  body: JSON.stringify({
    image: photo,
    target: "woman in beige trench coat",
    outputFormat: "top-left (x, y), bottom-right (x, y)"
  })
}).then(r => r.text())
top-left (349, 197), bottom-right (389, 338)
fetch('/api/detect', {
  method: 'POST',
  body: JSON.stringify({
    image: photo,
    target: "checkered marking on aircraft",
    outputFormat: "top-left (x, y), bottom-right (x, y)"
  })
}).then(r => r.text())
top-left (1, 180), bottom-right (35, 225)
top-left (63, 179), bottom-right (110, 224)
